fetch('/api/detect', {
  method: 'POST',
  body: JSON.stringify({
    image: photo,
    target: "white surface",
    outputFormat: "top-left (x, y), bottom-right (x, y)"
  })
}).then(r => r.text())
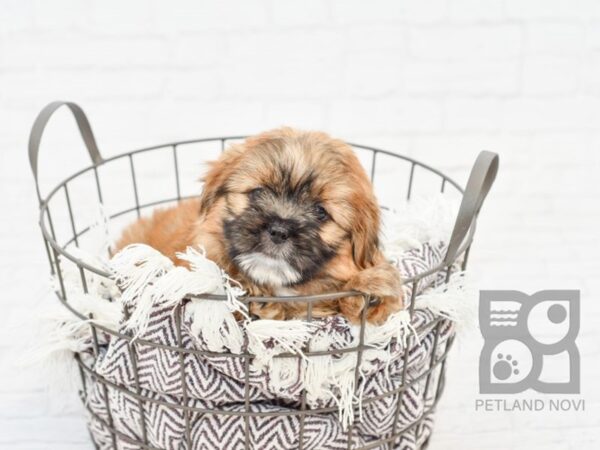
top-left (0, 1), bottom-right (599, 449)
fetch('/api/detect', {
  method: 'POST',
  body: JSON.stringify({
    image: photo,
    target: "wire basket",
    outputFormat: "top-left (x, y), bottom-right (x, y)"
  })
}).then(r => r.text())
top-left (29, 101), bottom-right (498, 450)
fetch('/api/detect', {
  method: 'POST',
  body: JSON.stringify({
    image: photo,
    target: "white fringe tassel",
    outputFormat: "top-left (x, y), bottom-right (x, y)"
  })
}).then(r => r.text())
top-left (417, 271), bottom-right (478, 336)
top-left (20, 292), bottom-right (121, 404)
top-left (110, 244), bottom-right (247, 339)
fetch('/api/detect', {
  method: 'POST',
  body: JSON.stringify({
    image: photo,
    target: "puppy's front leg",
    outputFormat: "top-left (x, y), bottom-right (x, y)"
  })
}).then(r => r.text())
top-left (244, 283), bottom-right (287, 320)
top-left (340, 262), bottom-right (404, 324)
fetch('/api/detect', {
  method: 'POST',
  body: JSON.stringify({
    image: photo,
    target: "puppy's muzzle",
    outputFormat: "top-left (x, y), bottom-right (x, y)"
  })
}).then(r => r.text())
top-left (267, 219), bottom-right (293, 244)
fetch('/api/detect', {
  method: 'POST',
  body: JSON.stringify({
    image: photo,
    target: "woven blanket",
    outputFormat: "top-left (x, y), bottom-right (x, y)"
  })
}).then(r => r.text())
top-left (86, 245), bottom-right (463, 450)
top-left (39, 197), bottom-right (472, 450)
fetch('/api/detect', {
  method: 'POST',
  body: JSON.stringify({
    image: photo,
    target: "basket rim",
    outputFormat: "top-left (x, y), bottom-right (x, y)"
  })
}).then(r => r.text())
top-left (37, 136), bottom-right (472, 303)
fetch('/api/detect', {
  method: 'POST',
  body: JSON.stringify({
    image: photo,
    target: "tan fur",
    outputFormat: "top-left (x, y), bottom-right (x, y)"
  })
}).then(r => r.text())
top-left (115, 199), bottom-right (200, 266)
top-left (115, 128), bottom-right (404, 324)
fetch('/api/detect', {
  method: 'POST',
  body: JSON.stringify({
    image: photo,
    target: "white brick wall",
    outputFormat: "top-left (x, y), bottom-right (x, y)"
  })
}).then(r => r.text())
top-left (1, 1), bottom-right (599, 448)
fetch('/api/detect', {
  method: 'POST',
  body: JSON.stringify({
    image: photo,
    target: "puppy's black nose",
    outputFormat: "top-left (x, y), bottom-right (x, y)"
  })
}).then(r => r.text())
top-left (268, 222), bottom-right (290, 244)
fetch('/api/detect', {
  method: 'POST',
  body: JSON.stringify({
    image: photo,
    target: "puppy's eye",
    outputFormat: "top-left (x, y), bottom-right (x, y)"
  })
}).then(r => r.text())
top-left (315, 204), bottom-right (329, 221)
top-left (248, 187), bottom-right (265, 201)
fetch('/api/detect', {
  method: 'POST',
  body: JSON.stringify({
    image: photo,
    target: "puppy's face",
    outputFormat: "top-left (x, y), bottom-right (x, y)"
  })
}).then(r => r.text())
top-left (224, 178), bottom-right (337, 287)
top-left (198, 128), bottom-right (381, 288)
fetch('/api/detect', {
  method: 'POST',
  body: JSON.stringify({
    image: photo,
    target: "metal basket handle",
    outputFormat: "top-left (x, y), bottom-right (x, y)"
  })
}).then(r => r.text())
top-left (444, 151), bottom-right (499, 265)
top-left (28, 101), bottom-right (104, 201)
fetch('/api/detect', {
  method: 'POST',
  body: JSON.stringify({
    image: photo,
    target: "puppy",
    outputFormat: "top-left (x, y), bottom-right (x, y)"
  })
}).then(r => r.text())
top-left (115, 128), bottom-right (403, 324)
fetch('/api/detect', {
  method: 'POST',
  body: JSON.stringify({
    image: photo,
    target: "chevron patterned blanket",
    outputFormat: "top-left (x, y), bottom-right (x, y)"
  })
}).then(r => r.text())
top-left (80, 236), bottom-right (462, 450)
top-left (38, 197), bottom-right (469, 450)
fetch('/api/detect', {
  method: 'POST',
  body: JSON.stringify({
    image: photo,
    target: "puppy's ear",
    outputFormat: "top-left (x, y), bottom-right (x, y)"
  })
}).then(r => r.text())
top-left (198, 145), bottom-right (244, 215)
top-left (351, 194), bottom-right (381, 269)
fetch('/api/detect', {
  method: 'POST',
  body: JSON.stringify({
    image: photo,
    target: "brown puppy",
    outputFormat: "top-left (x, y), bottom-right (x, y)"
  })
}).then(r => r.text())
top-left (115, 128), bottom-right (403, 324)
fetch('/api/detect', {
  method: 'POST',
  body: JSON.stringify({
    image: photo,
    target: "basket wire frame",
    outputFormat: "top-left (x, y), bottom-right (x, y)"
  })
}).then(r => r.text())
top-left (30, 102), bottom-right (498, 450)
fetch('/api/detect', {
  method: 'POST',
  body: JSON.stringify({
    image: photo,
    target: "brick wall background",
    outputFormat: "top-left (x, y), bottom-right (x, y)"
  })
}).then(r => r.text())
top-left (1, 0), bottom-right (599, 448)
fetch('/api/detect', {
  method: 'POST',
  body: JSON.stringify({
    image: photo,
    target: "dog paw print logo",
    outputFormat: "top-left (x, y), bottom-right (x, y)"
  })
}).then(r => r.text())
top-left (479, 290), bottom-right (580, 394)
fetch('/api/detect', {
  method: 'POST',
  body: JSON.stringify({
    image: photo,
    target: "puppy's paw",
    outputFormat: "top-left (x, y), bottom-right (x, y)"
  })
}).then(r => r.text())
top-left (365, 293), bottom-right (404, 325)
top-left (249, 301), bottom-right (286, 321)
top-left (337, 294), bottom-right (366, 323)
top-left (341, 263), bottom-right (404, 325)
